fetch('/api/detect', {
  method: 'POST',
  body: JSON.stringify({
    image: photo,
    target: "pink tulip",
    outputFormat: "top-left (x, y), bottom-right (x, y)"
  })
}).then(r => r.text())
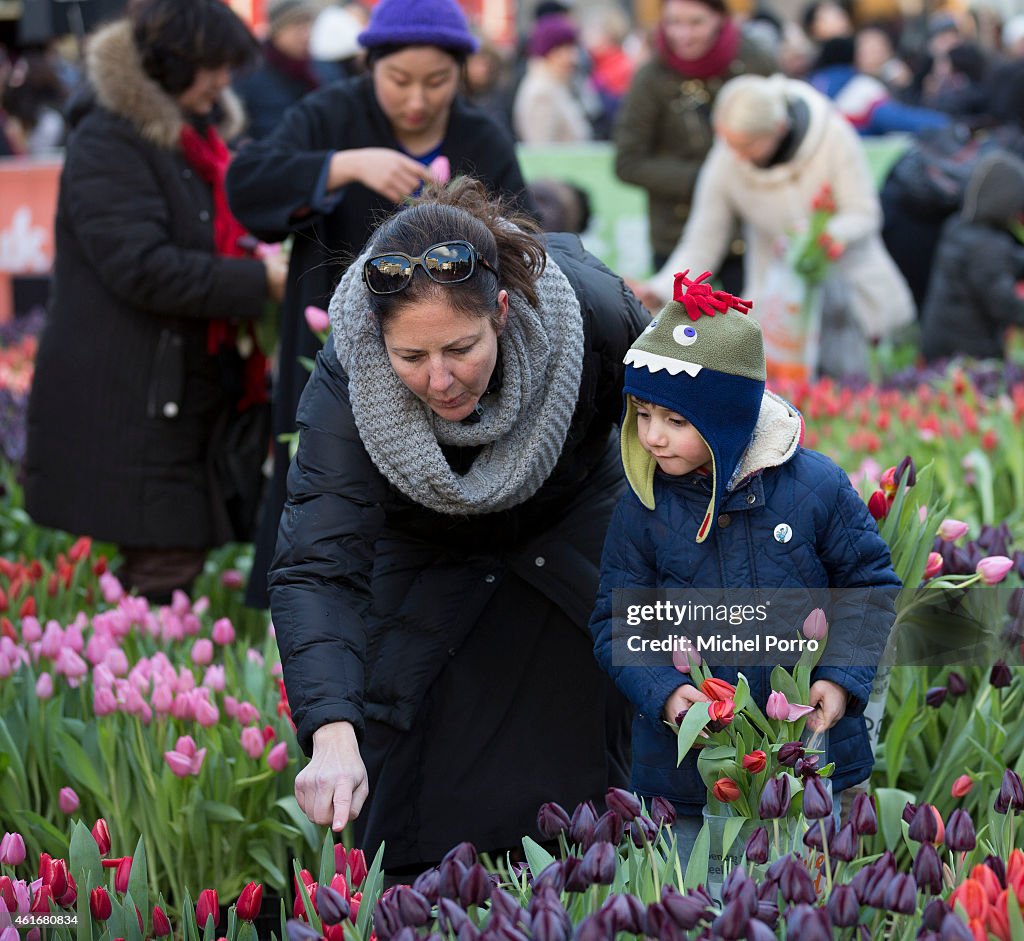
top-left (56, 648), bottom-right (88, 684)
top-left (195, 698), bottom-right (220, 728)
top-left (304, 305), bottom-right (331, 334)
top-left (85, 633), bottom-right (113, 666)
top-left (224, 695), bottom-right (239, 718)
top-left (176, 667), bottom-right (196, 693)
top-left (151, 683), bottom-right (174, 715)
top-left (63, 622), bottom-right (85, 654)
top-left (93, 688), bottom-right (118, 717)
top-left (211, 618), bottom-right (235, 645)
top-left (271, 662), bottom-right (283, 676)
top-left (192, 596), bottom-right (210, 616)
top-left (938, 519), bottom-right (969, 542)
top-left (176, 735), bottom-right (197, 758)
top-left (0, 652), bottom-right (11, 680)
top-left (39, 622), bottom-right (63, 660)
top-left (672, 644), bottom-right (700, 673)
top-left (0, 926), bottom-right (18, 941)
top-left (267, 742), bottom-right (289, 772)
top-left (191, 638), bottom-right (214, 666)
top-left (30, 668), bottom-right (55, 699)
top-left (221, 569), bottom-right (244, 589)
top-left (0, 832), bottom-right (26, 866)
top-left (58, 788), bottom-right (79, 815)
top-left (99, 572), bottom-right (124, 605)
top-left (164, 751), bottom-right (195, 778)
top-left (171, 590), bottom-right (192, 616)
top-left (924, 552), bottom-right (943, 580)
top-left (237, 701), bottom-right (260, 726)
top-left (977, 556), bottom-right (1014, 585)
top-left (202, 665), bottom-right (225, 693)
top-left (182, 613), bottom-right (201, 636)
top-left (247, 648), bottom-right (265, 667)
top-left (765, 691), bottom-right (790, 720)
top-left (92, 663), bottom-right (116, 689)
top-left (429, 154), bottom-right (451, 183)
top-left (241, 726), bottom-right (265, 759)
top-left (164, 739), bottom-right (206, 777)
top-left (103, 648), bottom-right (129, 677)
top-left (802, 609), bottom-right (828, 641)
top-left (21, 617), bottom-right (41, 643)
top-left (918, 505), bottom-right (928, 524)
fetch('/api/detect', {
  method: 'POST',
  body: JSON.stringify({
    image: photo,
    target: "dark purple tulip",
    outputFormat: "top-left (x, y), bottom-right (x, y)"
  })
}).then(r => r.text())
top-left (747, 918), bottom-right (777, 941)
top-left (605, 787), bottom-right (642, 822)
top-left (650, 796), bottom-right (677, 828)
top-left (491, 887), bottom-right (524, 925)
top-left (759, 776), bottom-right (792, 819)
top-left (711, 901), bottom-right (751, 940)
top-left (439, 858), bottom-right (468, 899)
top-left (602, 893), bottom-right (645, 935)
top-left (914, 843), bottom-right (943, 895)
top-left (985, 855), bottom-right (1008, 887)
top-left (785, 904), bottom-right (831, 941)
top-left (537, 803), bottom-right (571, 840)
top-left (443, 842), bottom-right (478, 868)
top-left (745, 827), bottom-right (769, 865)
top-left (286, 920), bottom-right (323, 941)
top-left (644, 902), bottom-right (674, 939)
top-left (922, 897), bottom-right (947, 930)
top-left (413, 868), bottom-right (441, 904)
top-left (902, 801), bottom-right (918, 826)
top-left (996, 769), bottom-right (1024, 814)
top-left (766, 856), bottom-right (791, 883)
top-left (316, 885), bottom-right (350, 926)
top-left (946, 671), bottom-right (968, 696)
top-left (919, 932), bottom-right (941, 941)
top-left (945, 808), bottom-right (977, 851)
top-left (909, 804), bottom-right (938, 842)
top-left (374, 897), bottom-right (406, 941)
top-left (754, 898), bottom-right (779, 925)
top-left (925, 686), bottom-right (948, 708)
top-left (459, 863), bottom-right (491, 908)
top-left (569, 802), bottom-right (598, 847)
top-left (802, 817), bottom-right (836, 851)
top-left (940, 911), bottom-right (975, 941)
top-left (802, 776), bottom-right (833, 819)
top-left (660, 886), bottom-right (711, 931)
top-left (531, 907), bottom-right (570, 941)
top-left (795, 755), bottom-right (821, 779)
top-left (757, 877), bottom-right (779, 903)
top-left (392, 928), bottom-right (419, 941)
top-left (591, 810), bottom-right (624, 847)
top-left (580, 842), bottom-right (617, 886)
top-left (720, 867), bottom-right (748, 905)
top-left (849, 866), bottom-right (870, 904)
top-left (831, 822), bottom-right (859, 862)
top-left (438, 898), bottom-right (471, 935)
top-left (828, 885), bottom-right (861, 927)
top-left (457, 921), bottom-right (480, 941)
top-left (895, 455), bottom-right (916, 488)
top-left (883, 873), bottom-right (917, 914)
top-left (485, 917), bottom-right (529, 941)
top-left (562, 856), bottom-right (589, 894)
top-left (777, 742), bottom-right (804, 767)
top-left (532, 862), bottom-right (566, 895)
top-left (779, 858), bottom-right (817, 905)
top-left (573, 913), bottom-right (615, 941)
top-left (991, 661), bottom-right (1013, 689)
top-left (864, 869), bottom-right (891, 909)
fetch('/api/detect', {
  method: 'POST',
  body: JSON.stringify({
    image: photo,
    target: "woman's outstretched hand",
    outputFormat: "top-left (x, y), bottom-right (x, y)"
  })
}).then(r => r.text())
top-left (328, 148), bottom-right (436, 204)
top-left (295, 721), bottom-right (369, 832)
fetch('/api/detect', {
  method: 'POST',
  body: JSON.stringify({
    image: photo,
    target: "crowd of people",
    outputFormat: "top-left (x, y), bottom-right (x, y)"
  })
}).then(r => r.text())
top-left (7, 0), bottom-right (1024, 882)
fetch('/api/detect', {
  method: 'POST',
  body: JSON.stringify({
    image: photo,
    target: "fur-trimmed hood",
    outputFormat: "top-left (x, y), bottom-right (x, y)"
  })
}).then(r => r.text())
top-left (85, 19), bottom-right (244, 149)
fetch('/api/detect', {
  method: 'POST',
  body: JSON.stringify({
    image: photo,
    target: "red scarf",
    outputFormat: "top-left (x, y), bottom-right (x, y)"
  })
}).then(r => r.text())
top-left (179, 123), bottom-right (268, 408)
top-left (656, 17), bottom-right (741, 80)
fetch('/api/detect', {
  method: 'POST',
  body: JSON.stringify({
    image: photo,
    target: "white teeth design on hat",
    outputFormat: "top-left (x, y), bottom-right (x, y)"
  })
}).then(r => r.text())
top-left (623, 349), bottom-right (703, 376)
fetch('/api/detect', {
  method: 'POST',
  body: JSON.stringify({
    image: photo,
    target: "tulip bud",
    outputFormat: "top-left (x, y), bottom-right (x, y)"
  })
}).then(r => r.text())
top-left (801, 776), bottom-right (833, 819)
top-left (605, 787), bottom-right (642, 822)
top-left (536, 802), bottom-right (571, 839)
top-left (89, 887), bottom-right (112, 921)
top-left (579, 842), bottom-right (616, 887)
top-left (315, 884), bottom-right (349, 926)
top-left (742, 750), bottom-right (767, 774)
top-left (152, 905), bottom-right (172, 937)
top-left (912, 842), bottom-right (943, 896)
top-left (650, 796), bottom-right (677, 828)
top-left (234, 881), bottom-right (262, 921)
top-left (802, 817), bottom-right (835, 851)
top-left (0, 832), bottom-right (25, 867)
top-left (660, 886), bottom-right (712, 931)
top-left (938, 519), bottom-right (969, 542)
top-left (286, 919), bottom-right (323, 941)
top-left (745, 827), bottom-right (769, 865)
top-left (802, 609), bottom-right (828, 642)
top-left (0, 876), bottom-right (16, 914)
top-left (777, 742), bottom-right (804, 767)
top-left (883, 873), bottom-right (917, 914)
top-left (895, 455), bottom-right (916, 488)
top-left (45, 859), bottom-right (68, 899)
top-left (346, 848), bottom-right (368, 887)
top-left (909, 804), bottom-right (938, 842)
top-left (828, 885), bottom-right (860, 927)
top-left (196, 888), bottom-right (219, 930)
top-left (568, 802), bottom-right (597, 847)
top-left (713, 778), bottom-right (741, 803)
top-left (779, 861), bottom-right (817, 905)
top-left (58, 787), bottom-right (79, 815)
top-left (925, 686), bottom-right (948, 708)
top-left (924, 553), bottom-right (943, 580)
top-left (459, 863), bottom-right (491, 908)
top-left (91, 819), bottom-right (111, 856)
top-left (758, 775), bottom-right (792, 819)
top-left (945, 809), bottom-right (977, 851)
top-left (951, 775), bottom-right (973, 798)
top-left (991, 661), bottom-right (1013, 689)
top-left (30, 884), bottom-right (54, 913)
top-left (831, 822), bottom-right (859, 862)
top-left (946, 672), bottom-right (968, 697)
top-left (867, 491), bottom-right (889, 520)
top-left (712, 899), bottom-right (751, 940)
top-left (412, 868), bottom-right (440, 905)
top-left (977, 556), bottom-right (1014, 585)
top-left (627, 815), bottom-right (656, 848)
top-left (114, 856), bottom-right (132, 894)
top-left (267, 741), bottom-right (289, 772)
top-left (995, 768), bottom-right (1024, 814)
top-left (437, 898), bottom-right (470, 936)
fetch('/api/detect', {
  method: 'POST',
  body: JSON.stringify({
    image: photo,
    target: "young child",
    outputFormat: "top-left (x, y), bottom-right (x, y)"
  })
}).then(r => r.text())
top-left (920, 150), bottom-right (1024, 362)
top-left (588, 270), bottom-right (900, 853)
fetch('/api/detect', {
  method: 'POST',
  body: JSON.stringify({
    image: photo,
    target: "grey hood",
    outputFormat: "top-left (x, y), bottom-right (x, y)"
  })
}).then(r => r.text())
top-left (962, 150), bottom-right (1024, 226)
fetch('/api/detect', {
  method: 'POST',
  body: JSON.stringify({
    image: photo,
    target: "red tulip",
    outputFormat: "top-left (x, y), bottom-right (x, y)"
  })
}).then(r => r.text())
top-left (152, 905), bottom-right (172, 937)
top-left (924, 552), bottom-right (943, 580)
top-left (347, 849), bottom-right (368, 887)
top-left (114, 856), bottom-right (132, 894)
top-left (742, 750), bottom-right (767, 774)
top-left (45, 859), bottom-right (68, 899)
top-left (867, 490), bottom-right (889, 520)
top-left (712, 778), bottom-right (740, 803)
top-left (196, 888), bottom-right (219, 929)
top-left (91, 819), bottom-right (111, 856)
top-left (707, 699), bottom-right (734, 727)
top-left (30, 884), bottom-right (54, 913)
top-left (90, 887), bottom-right (112, 921)
top-left (700, 677), bottom-right (736, 702)
top-left (235, 882), bottom-right (263, 921)
top-left (952, 775), bottom-right (974, 798)
top-left (880, 466), bottom-right (897, 497)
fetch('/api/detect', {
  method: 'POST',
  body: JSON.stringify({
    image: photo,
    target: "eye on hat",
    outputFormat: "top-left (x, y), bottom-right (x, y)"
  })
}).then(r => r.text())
top-left (357, 0), bottom-right (479, 55)
top-left (528, 14), bottom-right (578, 58)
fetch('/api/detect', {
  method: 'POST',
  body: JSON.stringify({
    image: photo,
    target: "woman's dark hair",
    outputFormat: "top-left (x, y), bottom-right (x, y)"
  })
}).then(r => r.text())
top-left (365, 44), bottom-right (468, 70)
top-left (131, 0), bottom-right (259, 96)
top-left (367, 177), bottom-right (546, 329)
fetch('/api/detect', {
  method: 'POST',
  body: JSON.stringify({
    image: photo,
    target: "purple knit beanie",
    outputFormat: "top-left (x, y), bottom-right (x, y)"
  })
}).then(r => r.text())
top-left (358, 0), bottom-right (479, 55)
top-left (528, 14), bottom-right (578, 58)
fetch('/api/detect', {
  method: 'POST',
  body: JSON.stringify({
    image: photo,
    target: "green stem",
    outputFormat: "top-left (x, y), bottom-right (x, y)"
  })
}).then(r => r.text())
top-left (820, 819), bottom-right (834, 895)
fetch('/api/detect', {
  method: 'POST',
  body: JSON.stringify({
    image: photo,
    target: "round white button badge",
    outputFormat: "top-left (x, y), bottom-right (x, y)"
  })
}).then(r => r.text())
top-left (774, 523), bottom-right (792, 544)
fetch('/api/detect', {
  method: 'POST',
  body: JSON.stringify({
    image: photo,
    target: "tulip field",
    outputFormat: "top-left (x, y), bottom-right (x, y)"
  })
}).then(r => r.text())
top-left (2, 308), bottom-right (1024, 941)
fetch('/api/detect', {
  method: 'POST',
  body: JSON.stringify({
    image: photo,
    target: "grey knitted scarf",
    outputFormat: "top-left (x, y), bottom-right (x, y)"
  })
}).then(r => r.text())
top-left (328, 246), bottom-right (584, 515)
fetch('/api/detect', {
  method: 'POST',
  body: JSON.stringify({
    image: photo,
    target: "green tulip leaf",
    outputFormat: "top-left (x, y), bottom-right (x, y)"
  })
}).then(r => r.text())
top-left (733, 674), bottom-right (751, 713)
top-left (248, 842), bottom-right (288, 888)
top-left (676, 701), bottom-right (712, 765)
top-left (683, 822), bottom-right (710, 890)
top-left (128, 836), bottom-right (149, 936)
top-left (275, 796), bottom-right (321, 851)
top-left (55, 730), bottom-right (106, 794)
top-left (355, 843), bottom-right (386, 939)
top-left (70, 820), bottom-right (103, 887)
top-left (522, 835), bottom-right (556, 880)
top-left (722, 817), bottom-right (747, 857)
top-left (318, 829), bottom-right (336, 887)
top-left (199, 800), bottom-right (246, 823)
top-left (874, 787), bottom-right (917, 852)
top-left (1008, 888), bottom-right (1024, 941)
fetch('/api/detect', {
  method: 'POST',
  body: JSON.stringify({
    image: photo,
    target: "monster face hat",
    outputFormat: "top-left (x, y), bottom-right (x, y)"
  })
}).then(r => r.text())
top-left (621, 270), bottom-right (765, 542)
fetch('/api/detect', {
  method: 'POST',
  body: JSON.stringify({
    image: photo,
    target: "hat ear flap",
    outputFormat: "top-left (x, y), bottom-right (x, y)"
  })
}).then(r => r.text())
top-left (696, 441), bottom-right (717, 544)
top-left (620, 398), bottom-right (657, 510)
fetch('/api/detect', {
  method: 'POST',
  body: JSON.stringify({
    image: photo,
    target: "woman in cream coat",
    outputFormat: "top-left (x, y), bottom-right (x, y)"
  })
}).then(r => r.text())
top-left (646, 74), bottom-right (913, 373)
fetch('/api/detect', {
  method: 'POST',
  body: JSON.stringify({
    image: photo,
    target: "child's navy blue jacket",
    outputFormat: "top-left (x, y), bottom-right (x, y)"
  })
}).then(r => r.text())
top-left (589, 393), bottom-right (900, 816)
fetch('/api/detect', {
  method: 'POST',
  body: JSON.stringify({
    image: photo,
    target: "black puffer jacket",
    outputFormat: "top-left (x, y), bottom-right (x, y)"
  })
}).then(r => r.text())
top-left (270, 233), bottom-right (649, 755)
top-left (921, 150), bottom-right (1024, 361)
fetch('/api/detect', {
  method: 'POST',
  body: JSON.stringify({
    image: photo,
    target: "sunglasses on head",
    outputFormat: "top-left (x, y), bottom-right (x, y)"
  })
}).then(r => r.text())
top-left (363, 240), bottom-right (499, 296)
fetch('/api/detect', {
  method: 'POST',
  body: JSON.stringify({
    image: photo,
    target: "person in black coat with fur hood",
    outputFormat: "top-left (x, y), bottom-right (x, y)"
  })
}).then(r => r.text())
top-left (226, 0), bottom-right (535, 610)
top-left (271, 178), bottom-right (648, 876)
top-left (24, 0), bottom-right (287, 601)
